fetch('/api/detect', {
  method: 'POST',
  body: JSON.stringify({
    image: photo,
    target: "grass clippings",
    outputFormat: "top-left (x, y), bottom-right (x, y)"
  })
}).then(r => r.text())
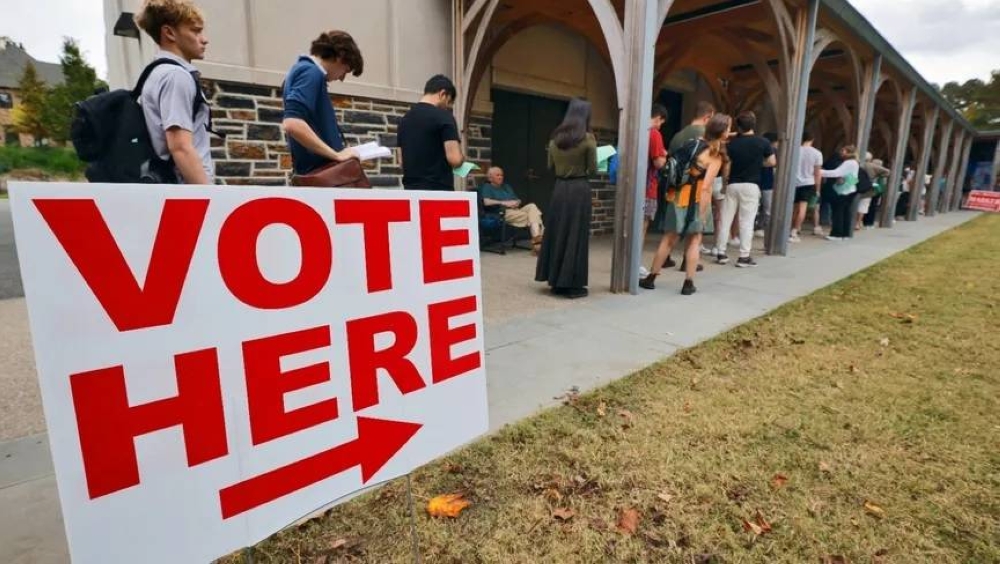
top-left (222, 214), bottom-right (1000, 564)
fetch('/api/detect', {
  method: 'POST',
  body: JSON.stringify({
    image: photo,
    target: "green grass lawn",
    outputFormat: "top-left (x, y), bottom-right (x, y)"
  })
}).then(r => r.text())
top-left (223, 214), bottom-right (1000, 564)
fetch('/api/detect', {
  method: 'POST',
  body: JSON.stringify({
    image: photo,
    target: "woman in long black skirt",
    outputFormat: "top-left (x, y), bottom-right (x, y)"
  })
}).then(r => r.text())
top-left (535, 98), bottom-right (598, 299)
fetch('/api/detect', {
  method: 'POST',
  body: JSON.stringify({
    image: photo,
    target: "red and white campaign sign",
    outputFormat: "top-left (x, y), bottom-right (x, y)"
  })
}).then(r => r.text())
top-left (964, 190), bottom-right (1000, 213)
top-left (8, 182), bottom-right (488, 564)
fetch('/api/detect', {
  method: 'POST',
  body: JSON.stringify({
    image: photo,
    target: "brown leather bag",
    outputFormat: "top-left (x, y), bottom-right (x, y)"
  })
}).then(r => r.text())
top-left (290, 158), bottom-right (371, 188)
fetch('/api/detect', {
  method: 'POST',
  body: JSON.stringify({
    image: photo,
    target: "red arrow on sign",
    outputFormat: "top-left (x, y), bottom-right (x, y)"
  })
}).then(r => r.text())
top-left (219, 417), bottom-right (422, 519)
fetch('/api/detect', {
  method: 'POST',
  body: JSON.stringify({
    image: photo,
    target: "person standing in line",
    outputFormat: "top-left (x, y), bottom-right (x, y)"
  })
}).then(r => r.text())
top-left (789, 131), bottom-right (824, 242)
top-left (668, 101), bottom-right (716, 262)
top-left (135, 0), bottom-right (214, 184)
top-left (822, 145), bottom-right (861, 241)
top-left (638, 104), bottom-right (669, 277)
top-left (281, 31), bottom-right (364, 175)
top-left (864, 158), bottom-right (889, 228)
top-left (640, 114), bottom-right (730, 296)
top-left (858, 152), bottom-right (890, 230)
top-left (399, 75), bottom-right (465, 191)
top-left (755, 132), bottom-right (779, 238)
top-left (535, 98), bottom-right (598, 299)
top-left (713, 111), bottom-right (775, 267)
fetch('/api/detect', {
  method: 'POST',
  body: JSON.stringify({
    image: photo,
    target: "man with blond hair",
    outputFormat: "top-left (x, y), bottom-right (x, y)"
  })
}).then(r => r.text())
top-left (135, 0), bottom-right (214, 184)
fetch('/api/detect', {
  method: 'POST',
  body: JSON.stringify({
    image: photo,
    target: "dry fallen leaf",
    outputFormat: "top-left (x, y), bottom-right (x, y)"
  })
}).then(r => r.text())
top-left (444, 463), bottom-right (463, 474)
top-left (683, 401), bottom-right (693, 413)
top-left (879, 337), bottom-right (891, 347)
top-left (819, 461), bottom-right (833, 473)
top-left (617, 508), bottom-right (640, 535)
top-left (771, 474), bottom-right (789, 489)
top-left (808, 499), bottom-right (825, 517)
top-left (872, 548), bottom-right (890, 563)
top-left (330, 538), bottom-right (348, 550)
top-left (543, 488), bottom-right (563, 503)
top-left (863, 500), bottom-right (886, 518)
top-left (755, 510), bottom-right (773, 533)
top-left (657, 492), bottom-right (674, 503)
top-left (552, 508), bottom-right (575, 521)
top-left (426, 494), bottom-right (471, 518)
top-left (596, 402), bottom-right (607, 417)
top-left (742, 519), bottom-right (764, 536)
top-left (618, 410), bottom-right (635, 428)
top-left (850, 365), bottom-right (861, 374)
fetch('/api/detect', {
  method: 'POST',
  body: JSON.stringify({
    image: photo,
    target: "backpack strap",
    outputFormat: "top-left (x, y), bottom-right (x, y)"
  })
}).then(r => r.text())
top-left (133, 58), bottom-right (224, 138)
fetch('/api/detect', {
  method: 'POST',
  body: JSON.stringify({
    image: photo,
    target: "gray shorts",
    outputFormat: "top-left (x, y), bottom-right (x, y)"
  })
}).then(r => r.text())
top-left (644, 198), bottom-right (658, 220)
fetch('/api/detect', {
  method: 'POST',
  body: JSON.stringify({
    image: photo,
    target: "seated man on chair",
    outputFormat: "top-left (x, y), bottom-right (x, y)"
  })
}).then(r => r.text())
top-left (479, 166), bottom-right (544, 252)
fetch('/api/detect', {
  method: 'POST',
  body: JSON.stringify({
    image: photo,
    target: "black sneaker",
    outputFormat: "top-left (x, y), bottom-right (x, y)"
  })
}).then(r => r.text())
top-left (681, 279), bottom-right (697, 295)
top-left (679, 260), bottom-right (704, 272)
top-left (736, 257), bottom-right (758, 268)
top-left (715, 253), bottom-right (730, 265)
top-left (663, 256), bottom-right (676, 269)
top-left (565, 287), bottom-right (589, 299)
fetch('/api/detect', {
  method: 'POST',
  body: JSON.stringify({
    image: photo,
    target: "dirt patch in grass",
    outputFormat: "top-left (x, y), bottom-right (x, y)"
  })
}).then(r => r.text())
top-left (222, 214), bottom-right (1000, 564)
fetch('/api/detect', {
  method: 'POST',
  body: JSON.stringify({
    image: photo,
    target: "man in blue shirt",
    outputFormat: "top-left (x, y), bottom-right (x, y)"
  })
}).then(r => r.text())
top-left (282, 31), bottom-right (364, 174)
top-left (479, 167), bottom-right (544, 250)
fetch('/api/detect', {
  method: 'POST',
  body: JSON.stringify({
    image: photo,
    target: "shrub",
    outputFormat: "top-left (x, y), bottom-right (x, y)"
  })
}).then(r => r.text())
top-left (0, 145), bottom-right (86, 178)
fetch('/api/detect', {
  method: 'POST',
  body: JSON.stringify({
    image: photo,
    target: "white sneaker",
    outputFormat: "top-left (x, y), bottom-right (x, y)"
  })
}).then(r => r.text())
top-left (813, 227), bottom-right (825, 237)
top-left (728, 238), bottom-right (740, 247)
top-left (825, 235), bottom-right (842, 242)
top-left (700, 245), bottom-right (714, 256)
top-left (638, 266), bottom-right (650, 278)
top-left (754, 230), bottom-right (765, 238)
top-left (789, 233), bottom-right (802, 243)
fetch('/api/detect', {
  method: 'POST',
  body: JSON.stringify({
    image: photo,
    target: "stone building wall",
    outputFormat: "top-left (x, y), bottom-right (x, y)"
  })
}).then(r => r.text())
top-left (201, 78), bottom-right (618, 234)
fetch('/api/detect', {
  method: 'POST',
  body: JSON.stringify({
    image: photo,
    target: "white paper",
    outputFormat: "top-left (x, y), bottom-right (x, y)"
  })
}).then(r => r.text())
top-left (354, 141), bottom-right (393, 161)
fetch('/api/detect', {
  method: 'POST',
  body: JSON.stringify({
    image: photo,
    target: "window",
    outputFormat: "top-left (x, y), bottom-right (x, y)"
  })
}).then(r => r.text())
top-left (4, 127), bottom-right (18, 146)
top-left (0, 92), bottom-right (12, 109)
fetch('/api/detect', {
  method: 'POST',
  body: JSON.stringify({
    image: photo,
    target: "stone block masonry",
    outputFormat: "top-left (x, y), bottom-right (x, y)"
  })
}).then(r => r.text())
top-left (202, 80), bottom-right (411, 188)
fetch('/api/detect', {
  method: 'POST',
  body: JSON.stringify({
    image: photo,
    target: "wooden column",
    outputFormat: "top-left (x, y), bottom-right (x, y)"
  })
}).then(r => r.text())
top-left (941, 128), bottom-right (966, 214)
top-left (880, 86), bottom-right (917, 228)
top-left (951, 133), bottom-right (974, 210)
top-left (855, 55), bottom-right (882, 164)
top-left (907, 105), bottom-right (939, 221)
top-left (767, 0), bottom-right (820, 256)
top-left (611, 0), bottom-right (657, 294)
top-left (925, 117), bottom-right (953, 216)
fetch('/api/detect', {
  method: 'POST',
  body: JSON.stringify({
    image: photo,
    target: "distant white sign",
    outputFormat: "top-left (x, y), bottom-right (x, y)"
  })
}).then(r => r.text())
top-left (9, 182), bottom-right (488, 564)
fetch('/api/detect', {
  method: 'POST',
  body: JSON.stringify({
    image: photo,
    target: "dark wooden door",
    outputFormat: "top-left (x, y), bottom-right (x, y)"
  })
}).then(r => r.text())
top-left (491, 89), bottom-right (568, 213)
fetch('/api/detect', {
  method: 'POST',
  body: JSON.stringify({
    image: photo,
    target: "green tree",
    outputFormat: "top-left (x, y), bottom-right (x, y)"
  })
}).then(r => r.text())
top-left (12, 63), bottom-right (50, 145)
top-left (42, 38), bottom-right (106, 144)
top-left (941, 70), bottom-right (1000, 129)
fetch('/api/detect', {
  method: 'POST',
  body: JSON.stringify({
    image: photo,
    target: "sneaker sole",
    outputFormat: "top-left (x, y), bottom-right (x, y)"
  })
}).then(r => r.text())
top-left (735, 262), bottom-right (758, 268)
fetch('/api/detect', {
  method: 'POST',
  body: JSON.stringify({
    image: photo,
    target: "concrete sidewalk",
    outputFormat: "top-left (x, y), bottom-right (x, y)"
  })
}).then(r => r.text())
top-left (0, 210), bottom-right (979, 563)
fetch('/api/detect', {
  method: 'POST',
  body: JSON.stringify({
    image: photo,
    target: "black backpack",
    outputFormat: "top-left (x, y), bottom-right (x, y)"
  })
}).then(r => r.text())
top-left (856, 167), bottom-right (874, 196)
top-left (71, 59), bottom-right (209, 184)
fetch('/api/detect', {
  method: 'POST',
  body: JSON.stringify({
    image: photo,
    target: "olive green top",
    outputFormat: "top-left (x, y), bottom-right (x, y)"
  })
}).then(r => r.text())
top-left (547, 133), bottom-right (598, 179)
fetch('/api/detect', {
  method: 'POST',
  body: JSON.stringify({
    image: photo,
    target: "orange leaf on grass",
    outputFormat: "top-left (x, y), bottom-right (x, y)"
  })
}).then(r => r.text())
top-left (617, 508), bottom-right (640, 535)
top-left (863, 500), bottom-right (886, 518)
top-left (771, 474), bottom-right (789, 489)
top-left (552, 508), bottom-right (575, 521)
top-left (427, 494), bottom-right (471, 518)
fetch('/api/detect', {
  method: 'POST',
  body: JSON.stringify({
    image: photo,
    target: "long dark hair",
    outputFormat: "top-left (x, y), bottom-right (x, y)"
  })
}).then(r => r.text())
top-left (552, 97), bottom-right (592, 150)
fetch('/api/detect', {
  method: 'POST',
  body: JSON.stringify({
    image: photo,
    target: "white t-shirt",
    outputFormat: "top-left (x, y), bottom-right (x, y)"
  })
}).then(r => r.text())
top-left (795, 145), bottom-right (824, 187)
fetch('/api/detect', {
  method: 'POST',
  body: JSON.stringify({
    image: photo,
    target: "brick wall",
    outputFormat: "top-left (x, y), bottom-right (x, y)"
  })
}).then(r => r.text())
top-left (202, 79), bottom-right (620, 234)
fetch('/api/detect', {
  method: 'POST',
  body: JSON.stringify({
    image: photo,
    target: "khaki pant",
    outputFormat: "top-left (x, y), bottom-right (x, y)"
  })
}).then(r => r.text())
top-left (504, 203), bottom-right (543, 229)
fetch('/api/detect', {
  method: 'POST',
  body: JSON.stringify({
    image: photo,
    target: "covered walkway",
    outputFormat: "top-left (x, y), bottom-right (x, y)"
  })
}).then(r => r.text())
top-left (452, 0), bottom-right (980, 293)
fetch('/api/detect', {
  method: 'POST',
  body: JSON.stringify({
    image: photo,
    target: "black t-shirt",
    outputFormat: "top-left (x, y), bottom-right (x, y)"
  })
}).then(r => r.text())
top-left (399, 102), bottom-right (461, 191)
top-left (726, 134), bottom-right (775, 185)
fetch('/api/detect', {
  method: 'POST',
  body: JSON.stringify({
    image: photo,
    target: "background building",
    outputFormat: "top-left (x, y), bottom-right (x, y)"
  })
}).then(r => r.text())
top-left (0, 37), bottom-right (65, 147)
